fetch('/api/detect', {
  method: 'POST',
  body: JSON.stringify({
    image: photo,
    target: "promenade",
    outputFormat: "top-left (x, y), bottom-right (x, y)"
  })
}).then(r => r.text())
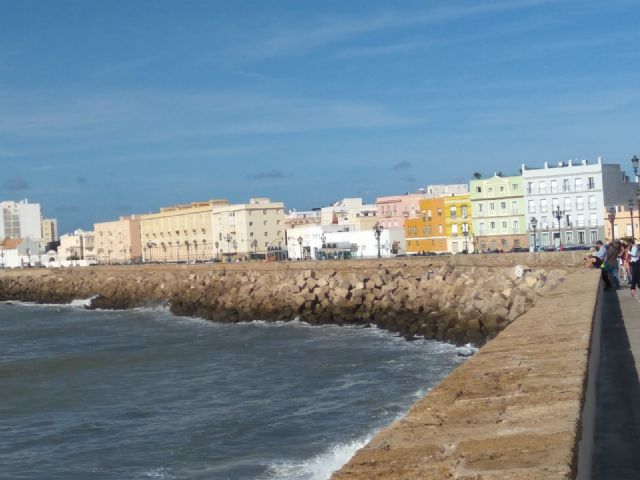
top-left (592, 289), bottom-right (640, 479)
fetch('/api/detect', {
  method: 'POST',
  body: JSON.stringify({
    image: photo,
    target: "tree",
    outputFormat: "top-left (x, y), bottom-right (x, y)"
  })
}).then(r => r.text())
top-left (473, 172), bottom-right (482, 179)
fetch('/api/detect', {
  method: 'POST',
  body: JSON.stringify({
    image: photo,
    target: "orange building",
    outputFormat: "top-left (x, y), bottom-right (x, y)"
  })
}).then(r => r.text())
top-left (405, 198), bottom-right (447, 253)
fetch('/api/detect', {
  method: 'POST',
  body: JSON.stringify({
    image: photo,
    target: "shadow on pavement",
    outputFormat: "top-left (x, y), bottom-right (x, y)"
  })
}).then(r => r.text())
top-left (592, 290), bottom-right (640, 479)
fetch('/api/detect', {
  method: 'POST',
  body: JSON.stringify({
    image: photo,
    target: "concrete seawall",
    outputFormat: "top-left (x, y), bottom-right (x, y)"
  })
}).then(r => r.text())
top-left (0, 252), bottom-right (583, 345)
top-left (333, 268), bottom-right (601, 479)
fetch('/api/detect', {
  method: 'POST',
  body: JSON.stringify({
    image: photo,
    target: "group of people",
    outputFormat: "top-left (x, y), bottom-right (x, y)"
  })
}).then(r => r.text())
top-left (588, 239), bottom-right (640, 297)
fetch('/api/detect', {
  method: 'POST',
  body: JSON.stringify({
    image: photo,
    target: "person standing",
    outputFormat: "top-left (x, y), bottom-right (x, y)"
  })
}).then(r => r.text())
top-left (592, 241), bottom-right (611, 290)
top-left (629, 239), bottom-right (640, 300)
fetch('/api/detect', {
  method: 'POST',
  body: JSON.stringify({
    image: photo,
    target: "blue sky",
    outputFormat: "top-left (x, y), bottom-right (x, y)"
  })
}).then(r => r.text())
top-left (1, 0), bottom-right (639, 233)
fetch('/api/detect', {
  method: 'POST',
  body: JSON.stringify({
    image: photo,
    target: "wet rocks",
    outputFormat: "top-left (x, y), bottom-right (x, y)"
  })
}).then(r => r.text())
top-left (0, 262), bottom-right (568, 346)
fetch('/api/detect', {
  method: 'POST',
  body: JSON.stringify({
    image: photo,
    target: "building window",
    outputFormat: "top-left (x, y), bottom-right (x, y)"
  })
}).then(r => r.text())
top-left (528, 200), bottom-right (535, 213)
top-left (452, 224), bottom-right (458, 237)
top-left (438, 225), bottom-right (443, 234)
top-left (490, 221), bottom-right (496, 230)
top-left (264, 232), bottom-right (268, 236)
top-left (564, 197), bottom-right (572, 210)
top-left (527, 182), bottom-right (533, 194)
top-left (512, 183), bottom-right (518, 190)
top-left (500, 201), bottom-right (506, 210)
top-left (489, 203), bottom-right (495, 211)
top-left (512, 220), bottom-right (519, 233)
top-left (450, 207), bottom-right (457, 219)
top-left (576, 197), bottom-right (584, 210)
top-left (501, 221), bottom-right (508, 232)
top-left (500, 186), bottom-right (505, 193)
top-left (578, 231), bottom-right (586, 245)
top-left (551, 180), bottom-right (558, 193)
top-left (476, 186), bottom-right (482, 193)
top-left (588, 177), bottom-right (595, 190)
top-left (540, 198), bottom-right (548, 213)
top-left (589, 213), bottom-right (597, 226)
top-left (552, 198), bottom-right (559, 211)
top-left (589, 230), bottom-right (597, 243)
top-left (477, 204), bottom-right (483, 213)
top-left (539, 181), bottom-right (546, 194)
top-left (588, 195), bottom-right (596, 209)
top-left (461, 206), bottom-right (467, 218)
top-left (479, 222), bottom-right (485, 234)
top-left (577, 214), bottom-right (585, 227)
top-left (437, 208), bottom-right (442, 216)
top-left (575, 178), bottom-right (583, 191)
top-left (563, 179), bottom-right (570, 192)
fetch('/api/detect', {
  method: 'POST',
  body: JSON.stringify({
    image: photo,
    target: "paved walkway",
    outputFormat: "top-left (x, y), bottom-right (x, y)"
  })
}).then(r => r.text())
top-left (592, 289), bottom-right (640, 479)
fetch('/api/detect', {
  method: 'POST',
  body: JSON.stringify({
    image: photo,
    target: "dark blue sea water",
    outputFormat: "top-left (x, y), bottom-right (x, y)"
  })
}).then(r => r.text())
top-left (0, 301), bottom-right (471, 480)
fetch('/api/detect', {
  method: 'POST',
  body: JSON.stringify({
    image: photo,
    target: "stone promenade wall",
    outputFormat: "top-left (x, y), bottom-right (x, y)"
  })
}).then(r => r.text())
top-left (332, 269), bottom-right (600, 479)
top-left (0, 252), bottom-right (582, 345)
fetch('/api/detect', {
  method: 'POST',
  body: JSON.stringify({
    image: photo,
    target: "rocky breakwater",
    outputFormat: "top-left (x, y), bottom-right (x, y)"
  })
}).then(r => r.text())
top-left (0, 261), bottom-right (568, 345)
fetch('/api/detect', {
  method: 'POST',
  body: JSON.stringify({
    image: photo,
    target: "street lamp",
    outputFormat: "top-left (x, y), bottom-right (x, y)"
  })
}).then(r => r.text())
top-left (373, 222), bottom-right (384, 259)
top-left (608, 207), bottom-right (616, 242)
top-left (462, 223), bottom-right (469, 253)
top-left (251, 239), bottom-right (258, 258)
top-left (631, 155), bottom-right (639, 178)
top-left (297, 236), bottom-right (303, 260)
top-left (225, 234), bottom-right (232, 262)
top-left (553, 206), bottom-right (564, 249)
top-left (530, 217), bottom-right (538, 252)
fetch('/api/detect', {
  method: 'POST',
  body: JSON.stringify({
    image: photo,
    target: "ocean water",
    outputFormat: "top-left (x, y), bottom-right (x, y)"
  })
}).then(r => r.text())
top-left (0, 301), bottom-right (471, 480)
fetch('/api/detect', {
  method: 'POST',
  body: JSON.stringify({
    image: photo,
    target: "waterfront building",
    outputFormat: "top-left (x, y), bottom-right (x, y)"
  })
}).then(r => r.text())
top-left (404, 197), bottom-right (447, 254)
top-left (285, 209), bottom-right (321, 229)
top-left (522, 158), bottom-right (637, 247)
top-left (425, 184), bottom-right (469, 198)
top-left (0, 237), bottom-right (41, 268)
top-left (211, 198), bottom-right (286, 259)
top-left (375, 192), bottom-right (426, 230)
top-left (444, 194), bottom-right (473, 253)
top-left (470, 175), bottom-right (527, 252)
top-left (140, 200), bottom-right (228, 262)
top-left (321, 198), bottom-right (378, 230)
top-left (41, 218), bottom-right (58, 243)
top-left (604, 204), bottom-right (640, 242)
top-left (0, 199), bottom-right (42, 242)
top-left (286, 224), bottom-right (405, 260)
top-left (57, 229), bottom-right (96, 263)
top-left (94, 215), bottom-right (143, 264)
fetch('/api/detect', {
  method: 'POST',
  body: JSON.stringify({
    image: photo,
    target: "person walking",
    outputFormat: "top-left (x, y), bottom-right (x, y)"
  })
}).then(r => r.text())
top-left (629, 239), bottom-right (640, 300)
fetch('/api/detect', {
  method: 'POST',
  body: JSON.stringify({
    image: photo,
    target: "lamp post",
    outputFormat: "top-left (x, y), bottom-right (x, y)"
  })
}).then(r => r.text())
top-left (373, 222), bottom-right (384, 259)
top-left (225, 234), bottom-right (232, 262)
top-left (530, 217), bottom-right (538, 252)
top-left (251, 239), bottom-right (258, 258)
top-left (608, 207), bottom-right (616, 242)
top-left (553, 206), bottom-right (564, 249)
top-left (297, 236), bottom-right (303, 260)
top-left (462, 223), bottom-right (469, 253)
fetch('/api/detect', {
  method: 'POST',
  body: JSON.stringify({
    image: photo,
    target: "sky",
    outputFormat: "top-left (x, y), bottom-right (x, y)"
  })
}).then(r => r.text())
top-left (1, 0), bottom-right (639, 233)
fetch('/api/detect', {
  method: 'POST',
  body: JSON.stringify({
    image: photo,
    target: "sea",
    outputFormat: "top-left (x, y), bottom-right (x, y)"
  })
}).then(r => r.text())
top-left (0, 300), bottom-right (472, 480)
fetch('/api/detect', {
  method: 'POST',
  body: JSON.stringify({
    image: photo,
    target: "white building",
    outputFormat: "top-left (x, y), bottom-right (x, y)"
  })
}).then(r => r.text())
top-left (425, 184), bottom-right (469, 197)
top-left (320, 198), bottom-right (377, 230)
top-left (286, 224), bottom-right (406, 260)
top-left (0, 199), bottom-right (43, 242)
top-left (211, 198), bottom-right (286, 258)
top-left (0, 238), bottom-right (41, 268)
top-left (522, 157), bottom-right (637, 247)
top-left (57, 229), bottom-right (96, 264)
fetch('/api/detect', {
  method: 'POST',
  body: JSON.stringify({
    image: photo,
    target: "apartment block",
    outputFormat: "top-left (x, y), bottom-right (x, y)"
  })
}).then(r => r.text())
top-left (522, 157), bottom-right (637, 247)
top-left (211, 198), bottom-right (286, 259)
top-left (470, 175), bottom-right (527, 252)
top-left (444, 194), bottom-right (473, 253)
top-left (404, 197), bottom-right (447, 253)
top-left (140, 199), bottom-right (228, 262)
top-left (94, 215), bottom-right (143, 264)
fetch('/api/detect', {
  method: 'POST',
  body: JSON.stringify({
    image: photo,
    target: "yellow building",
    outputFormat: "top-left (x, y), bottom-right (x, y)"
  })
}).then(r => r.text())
top-left (140, 200), bottom-right (228, 262)
top-left (404, 198), bottom-right (447, 253)
top-left (444, 194), bottom-right (473, 253)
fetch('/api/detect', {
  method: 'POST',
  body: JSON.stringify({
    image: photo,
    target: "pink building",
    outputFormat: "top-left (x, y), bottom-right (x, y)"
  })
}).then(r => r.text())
top-left (375, 193), bottom-right (426, 229)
